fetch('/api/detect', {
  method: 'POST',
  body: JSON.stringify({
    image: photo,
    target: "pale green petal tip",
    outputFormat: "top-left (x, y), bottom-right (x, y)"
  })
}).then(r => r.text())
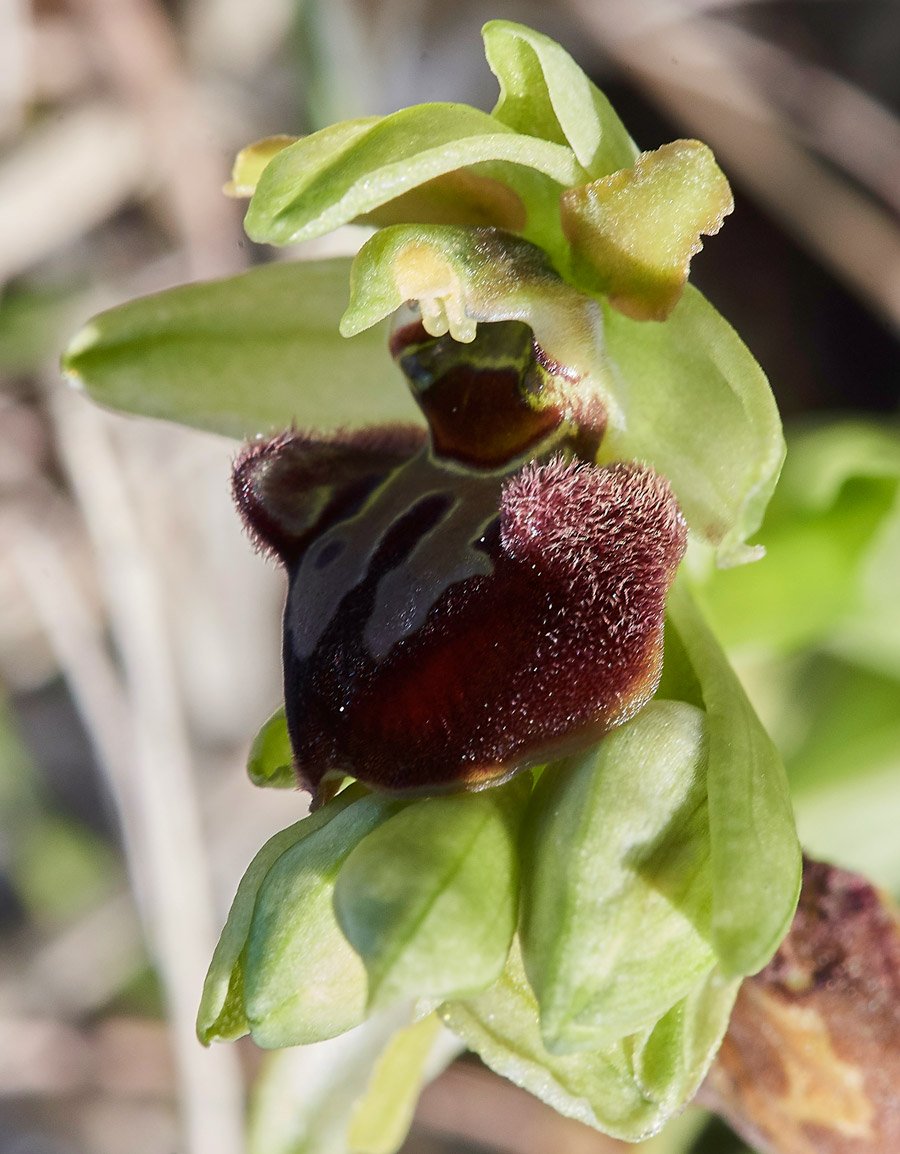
top-left (61, 320), bottom-right (99, 369)
top-left (227, 135), bottom-right (299, 198)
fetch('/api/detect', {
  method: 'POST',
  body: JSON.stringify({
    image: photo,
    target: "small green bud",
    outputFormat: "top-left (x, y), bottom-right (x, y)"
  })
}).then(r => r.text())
top-left (335, 776), bottom-right (530, 1009)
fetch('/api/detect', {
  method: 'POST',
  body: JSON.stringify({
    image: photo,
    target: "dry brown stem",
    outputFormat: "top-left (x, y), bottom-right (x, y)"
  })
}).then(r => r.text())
top-left (701, 857), bottom-right (900, 1153)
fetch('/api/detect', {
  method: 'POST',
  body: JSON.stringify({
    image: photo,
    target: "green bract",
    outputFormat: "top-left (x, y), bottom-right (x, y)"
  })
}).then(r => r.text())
top-left (61, 16), bottom-right (803, 1150)
top-left (197, 785), bottom-right (365, 1046)
top-left (440, 941), bottom-right (740, 1142)
top-left (521, 701), bottom-right (716, 1054)
top-left (197, 785), bottom-right (402, 1048)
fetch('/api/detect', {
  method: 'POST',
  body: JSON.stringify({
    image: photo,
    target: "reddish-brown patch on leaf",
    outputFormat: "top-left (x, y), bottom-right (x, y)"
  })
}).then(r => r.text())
top-left (702, 858), bottom-right (900, 1154)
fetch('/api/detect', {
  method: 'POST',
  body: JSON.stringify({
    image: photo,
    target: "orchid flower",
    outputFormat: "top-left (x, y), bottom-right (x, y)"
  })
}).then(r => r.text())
top-left (63, 21), bottom-right (801, 1146)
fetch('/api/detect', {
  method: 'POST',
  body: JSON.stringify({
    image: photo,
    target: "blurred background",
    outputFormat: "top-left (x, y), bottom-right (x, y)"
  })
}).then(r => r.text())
top-left (0, 1), bottom-right (898, 1152)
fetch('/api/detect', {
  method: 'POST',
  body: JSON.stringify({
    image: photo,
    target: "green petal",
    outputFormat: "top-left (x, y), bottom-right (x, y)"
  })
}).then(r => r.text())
top-left (247, 707), bottom-right (295, 789)
top-left (601, 285), bottom-right (785, 566)
top-left (665, 581), bottom-right (801, 975)
top-left (521, 701), bottom-right (715, 1054)
top-left (62, 261), bottom-right (419, 439)
top-left (244, 103), bottom-right (584, 249)
top-left (483, 20), bottom-right (637, 177)
top-left (243, 793), bottom-right (404, 1047)
top-left (334, 777), bottom-right (529, 1010)
top-left (561, 141), bottom-right (733, 321)
top-left (196, 786), bottom-right (364, 1045)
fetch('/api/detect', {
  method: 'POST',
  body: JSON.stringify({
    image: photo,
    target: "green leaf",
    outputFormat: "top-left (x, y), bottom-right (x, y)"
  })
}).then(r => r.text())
top-left (15, 814), bottom-right (120, 921)
top-left (783, 655), bottom-right (900, 896)
top-left (334, 777), bottom-right (529, 1009)
top-left (696, 420), bottom-right (900, 655)
top-left (832, 491), bottom-right (900, 677)
top-left (62, 261), bottom-right (420, 439)
top-left (244, 103), bottom-right (584, 250)
top-left (440, 942), bottom-right (735, 1142)
top-left (0, 286), bottom-right (79, 373)
top-left (246, 1011), bottom-right (459, 1154)
top-left (247, 707), bottom-right (295, 789)
top-left (665, 581), bottom-right (801, 975)
top-left (483, 20), bottom-right (637, 176)
top-left (197, 786), bottom-right (364, 1045)
top-left (521, 701), bottom-right (715, 1054)
top-left (780, 419), bottom-right (900, 508)
top-left (601, 285), bottom-right (785, 566)
top-left (696, 475), bottom-right (897, 655)
top-left (787, 656), bottom-right (900, 795)
top-left (244, 792), bottom-right (404, 1047)
top-left (347, 1014), bottom-right (446, 1154)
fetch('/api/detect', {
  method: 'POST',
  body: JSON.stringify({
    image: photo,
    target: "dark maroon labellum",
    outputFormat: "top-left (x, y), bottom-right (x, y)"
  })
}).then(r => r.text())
top-left (234, 320), bottom-right (687, 799)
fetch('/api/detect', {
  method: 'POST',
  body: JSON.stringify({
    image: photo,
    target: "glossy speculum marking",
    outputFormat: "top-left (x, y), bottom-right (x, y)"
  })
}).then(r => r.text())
top-left (234, 317), bottom-right (687, 800)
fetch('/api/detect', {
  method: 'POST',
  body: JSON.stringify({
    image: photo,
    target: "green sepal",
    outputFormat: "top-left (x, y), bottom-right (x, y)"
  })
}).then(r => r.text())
top-left (247, 707), bottom-right (295, 789)
top-left (521, 701), bottom-right (715, 1054)
top-left (439, 941), bottom-right (737, 1142)
top-left (334, 776), bottom-right (530, 1010)
top-left (62, 261), bottom-right (419, 439)
top-left (483, 20), bottom-right (637, 177)
top-left (244, 103), bottom-right (585, 249)
top-left (243, 792), bottom-right (405, 1047)
top-left (600, 285), bottom-right (785, 567)
top-left (197, 785), bottom-right (366, 1045)
top-left (664, 580), bottom-right (801, 975)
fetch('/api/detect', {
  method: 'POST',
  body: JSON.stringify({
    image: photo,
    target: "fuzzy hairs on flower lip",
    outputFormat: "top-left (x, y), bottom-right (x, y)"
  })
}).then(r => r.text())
top-left (501, 454), bottom-right (688, 604)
